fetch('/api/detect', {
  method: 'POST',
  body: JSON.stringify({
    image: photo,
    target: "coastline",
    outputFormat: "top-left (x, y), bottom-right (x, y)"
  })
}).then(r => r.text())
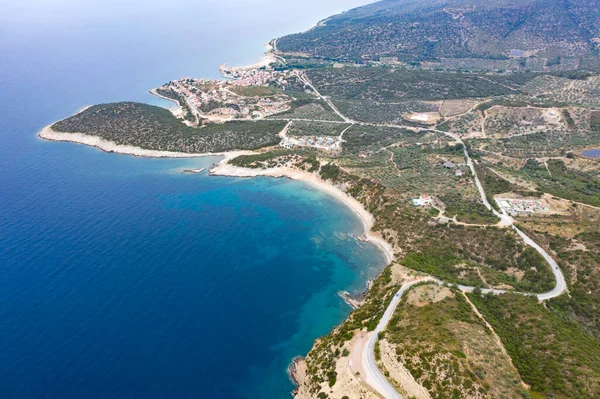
top-left (38, 105), bottom-right (258, 159)
top-left (39, 114), bottom-right (394, 262)
top-left (40, 111), bottom-right (395, 264)
top-left (149, 88), bottom-right (182, 109)
top-left (210, 157), bottom-right (395, 265)
top-left (38, 125), bottom-right (257, 159)
top-left (149, 88), bottom-right (178, 106)
top-left (39, 26), bottom-right (395, 395)
top-left (220, 42), bottom-right (279, 72)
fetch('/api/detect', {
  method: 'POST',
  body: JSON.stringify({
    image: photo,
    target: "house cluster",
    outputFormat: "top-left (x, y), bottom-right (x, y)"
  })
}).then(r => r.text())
top-left (279, 136), bottom-right (341, 151)
top-left (160, 76), bottom-right (291, 121)
top-left (442, 161), bottom-right (466, 177)
top-left (495, 198), bottom-right (550, 215)
top-left (220, 66), bottom-right (289, 87)
top-left (412, 194), bottom-right (433, 207)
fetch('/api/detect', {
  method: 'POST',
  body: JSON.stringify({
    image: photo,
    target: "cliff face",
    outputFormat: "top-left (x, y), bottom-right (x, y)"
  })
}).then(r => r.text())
top-left (290, 327), bottom-right (380, 399)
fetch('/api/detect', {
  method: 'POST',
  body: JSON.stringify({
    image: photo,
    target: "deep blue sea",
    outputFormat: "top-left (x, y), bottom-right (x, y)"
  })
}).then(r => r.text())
top-left (0, 1), bottom-right (381, 398)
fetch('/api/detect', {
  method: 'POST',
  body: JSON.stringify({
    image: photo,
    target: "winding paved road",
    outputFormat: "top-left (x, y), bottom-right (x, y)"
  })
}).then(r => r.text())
top-left (356, 129), bottom-right (568, 399)
top-left (361, 279), bottom-right (434, 399)
top-left (297, 81), bottom-right (568, 398)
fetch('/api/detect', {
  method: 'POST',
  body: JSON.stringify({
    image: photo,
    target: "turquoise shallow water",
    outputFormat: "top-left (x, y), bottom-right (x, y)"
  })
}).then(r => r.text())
top-left (0, 0), bottom-right (382, 398)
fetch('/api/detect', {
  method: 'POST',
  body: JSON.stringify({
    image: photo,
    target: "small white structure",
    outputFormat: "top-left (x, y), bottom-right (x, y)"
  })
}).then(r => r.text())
top-left (412, 195), bottom-right (432, 206)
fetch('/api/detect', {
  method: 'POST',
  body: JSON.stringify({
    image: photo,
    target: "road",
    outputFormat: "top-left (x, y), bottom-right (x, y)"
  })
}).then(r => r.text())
top-left (513, 225), bottom-right (567, 300)
top-left (362, 279), bottom-right (433, 399)
top-left (294, 71), bottom-right (355, 123)
top-left (357, 131), bottom-right (567, 398)
top-left (295, 81), bottom-right (568, 397)
top-left (455, 132), bottom-right (567, 300)
top-left (420, 127), bottom-right (567, 300)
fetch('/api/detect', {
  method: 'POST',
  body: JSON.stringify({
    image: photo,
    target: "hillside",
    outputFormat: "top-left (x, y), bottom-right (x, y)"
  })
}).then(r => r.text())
top-left (277, 0), bottom-right (600, 71)
top-left (42, 3), bottom-right (600, 396)
top-left (51, 102), bottom-right (285, 154)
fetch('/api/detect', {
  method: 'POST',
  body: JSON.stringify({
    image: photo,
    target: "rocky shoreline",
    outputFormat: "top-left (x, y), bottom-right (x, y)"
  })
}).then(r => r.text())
top-left (287, 355), bottom-right (308, 397)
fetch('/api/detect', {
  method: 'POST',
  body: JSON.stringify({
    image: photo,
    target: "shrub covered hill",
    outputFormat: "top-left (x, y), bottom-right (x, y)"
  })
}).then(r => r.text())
top-left (52, 102), bottom-right (285, 154)
top-left (277, 0), bottom-right (600, 71)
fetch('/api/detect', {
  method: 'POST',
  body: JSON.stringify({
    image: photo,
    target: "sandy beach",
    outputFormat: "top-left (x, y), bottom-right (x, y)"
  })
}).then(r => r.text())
top-left (221, 43), bottom-right (279, 72)
top-left (39, 105), bottom-right (393, 262)
top-left (210, 157), bottom-right (395, 264)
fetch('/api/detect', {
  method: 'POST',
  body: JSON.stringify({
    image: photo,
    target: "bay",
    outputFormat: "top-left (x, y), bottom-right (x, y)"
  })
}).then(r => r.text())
top-left (0, 1), bottom-right (382, 398)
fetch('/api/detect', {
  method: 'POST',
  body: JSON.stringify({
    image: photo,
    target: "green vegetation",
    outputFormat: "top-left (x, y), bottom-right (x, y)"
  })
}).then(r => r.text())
top-left (319, 163), bottom-right (340, 181)
top-left (227, 85), bottom-right (280, 97)
top-left (591, 111), bottom-right (600, 132)
top-left (342, 125), bottom-right (427, 154)
top-left (50, 3), bottom-right (600, 394)
top-left (52, 102), bottom-right (285, 153)
top-left (269, 99), bottom-right (343, 121)
top-left (547, 231), bottom-right (600, 337)
top-left (277, 0), bottom-right (599, 70)
top-left (156, 87), bottom-right (198, 123)
top-left (228, 151), bottom-right (294, 168)
top-left (307, 68), bottom-right (533, 102)
top-left (474, 163), bottom-right (539, 210)
top-left (383, 205), bottom-right (555, 292)
top-left (296, 239), bottom-right (398, 395)
top-left (522, 74), bottom-right (600, 108)
top-left (520, 159), bottom-right (600, 207)
top-left (385, 284), bottom-right (527, 399)
top-left (155, 87), bottom-right (195, 122)
top-left (333, 99), bottom-right (438, 124)
top-left (401, 254), bottom-right (470, 285)
top-left (301, 155), bottom-right (320, 172)
top-left (479, 127), bottom-right (600, 158)
top-left (471, 293), bottom-right (600, 398)
top-left (439, 192), bottom-right (498, 224)
top-left (287, 120), bottom-right (349, 137)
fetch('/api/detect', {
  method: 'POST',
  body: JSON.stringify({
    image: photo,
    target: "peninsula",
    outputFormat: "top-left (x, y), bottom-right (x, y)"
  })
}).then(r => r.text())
top-left (40, 0), bottom-right (600, 398)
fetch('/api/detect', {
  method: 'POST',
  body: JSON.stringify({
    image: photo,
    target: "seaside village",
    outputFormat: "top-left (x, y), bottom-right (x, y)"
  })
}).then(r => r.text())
top-left (159, 68), bottom-right (292, 121)
top-left (159, 66), bottom-right (344, 152)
